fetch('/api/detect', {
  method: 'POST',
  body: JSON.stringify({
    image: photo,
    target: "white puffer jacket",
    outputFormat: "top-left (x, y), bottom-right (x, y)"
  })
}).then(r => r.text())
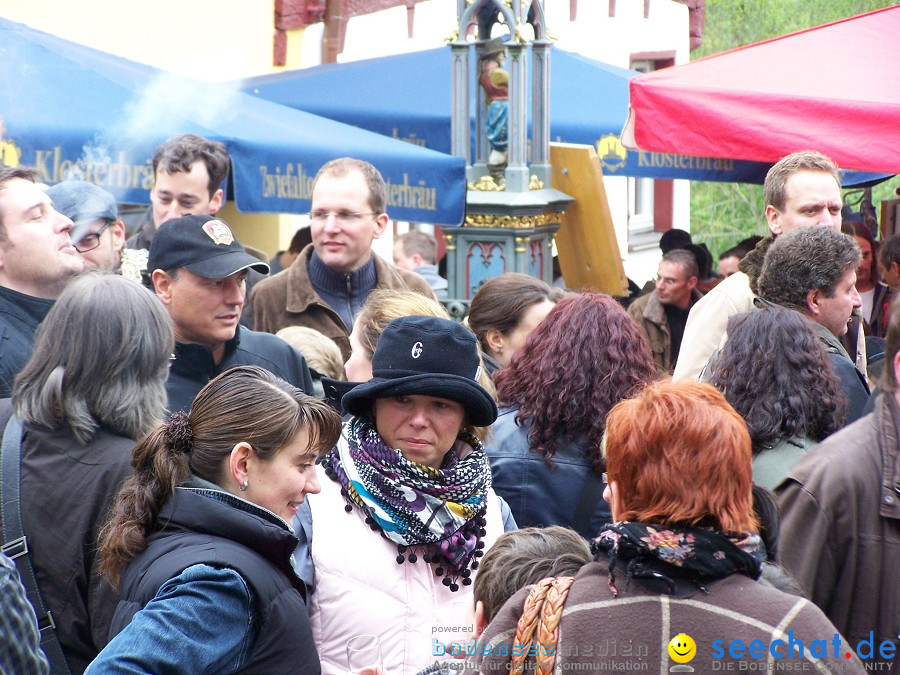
top-left (308, 473), bottom-right (504, 674)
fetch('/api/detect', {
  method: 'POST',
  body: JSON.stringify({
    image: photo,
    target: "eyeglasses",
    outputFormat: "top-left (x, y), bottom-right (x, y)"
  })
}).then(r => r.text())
top-left (74, 221), bottom-right (113, 253)
top-left (308, 210), bottom-right (380, 225)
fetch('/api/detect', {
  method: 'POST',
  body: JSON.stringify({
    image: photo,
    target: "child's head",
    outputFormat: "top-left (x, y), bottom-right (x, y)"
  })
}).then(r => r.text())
top-left (473, 526), bottom-right (591, 625)
top-left (275, 326), bottom-right (345, 380)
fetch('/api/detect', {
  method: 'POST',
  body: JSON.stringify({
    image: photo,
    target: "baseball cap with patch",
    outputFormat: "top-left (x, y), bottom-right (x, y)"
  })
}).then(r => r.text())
top-left (147, 214), bottom-right (270, 278)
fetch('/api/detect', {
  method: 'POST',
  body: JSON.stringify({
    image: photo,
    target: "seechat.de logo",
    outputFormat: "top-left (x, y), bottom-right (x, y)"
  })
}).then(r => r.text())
top-left (668, 633), bottom-right (696, 672)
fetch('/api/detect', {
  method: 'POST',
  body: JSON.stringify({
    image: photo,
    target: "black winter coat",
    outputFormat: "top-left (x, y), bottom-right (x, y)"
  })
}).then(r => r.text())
top-left (166, 325), bottom-right (314, 414)
top-left (0, 401), bottom-right (133, 673)
top-left (0, 287), bottom-right (53, 398)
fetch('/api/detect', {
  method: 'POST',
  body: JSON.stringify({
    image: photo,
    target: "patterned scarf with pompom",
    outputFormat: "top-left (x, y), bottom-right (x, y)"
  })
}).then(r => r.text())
top-left (322, 417), bottom-right (491, 591)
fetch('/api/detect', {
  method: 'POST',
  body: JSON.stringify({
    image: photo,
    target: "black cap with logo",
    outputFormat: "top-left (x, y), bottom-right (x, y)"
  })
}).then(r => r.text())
top-left (147, 214), bottom-right (270, 278)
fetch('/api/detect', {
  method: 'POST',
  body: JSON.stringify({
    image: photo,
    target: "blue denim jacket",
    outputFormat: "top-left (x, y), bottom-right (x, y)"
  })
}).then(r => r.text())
top-left (486, 407), bottom-right (612, 538)
top-left (86, 564), bottom-right (255, 673)
top-left (86, 479), bottom-right (312, 674)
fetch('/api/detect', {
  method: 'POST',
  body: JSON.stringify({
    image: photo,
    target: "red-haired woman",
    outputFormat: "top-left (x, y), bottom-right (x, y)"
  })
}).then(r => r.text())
top-left (476, 382), bottom-right (863, 673)
top-left (487, 293), bottom-right (657, 538)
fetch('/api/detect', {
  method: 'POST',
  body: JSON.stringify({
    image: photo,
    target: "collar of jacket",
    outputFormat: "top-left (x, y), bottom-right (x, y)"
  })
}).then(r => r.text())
top-left (181, 474), bottom-right (294, 530)
top-left (482, 351), bottom-right (501, 376)
top-left (170, 327), bottom-right (242, 378)
top-left (0, 284), bottom-right (55, 327)
top-left (810, 319), bottom-right (854, 361)
top-left (639, 288), bottom-right (702, 325)
top-left (284, 244), bottom-right (411, 314)
top-left (308, 248), bottom-right (376, 296)
top-left (160, 482), bottom-right (306, 598)
top-left (125, 217), bottom-right (155, 251)
top-left (877, 393), bottom-right (900, 521)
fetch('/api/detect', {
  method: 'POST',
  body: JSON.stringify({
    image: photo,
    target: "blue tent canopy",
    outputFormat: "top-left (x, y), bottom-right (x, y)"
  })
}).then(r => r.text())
top-left (0, 19), bottom-right (466, 225)
top-left (239, 46), bottom-right (771, 183)
top-left (240, 46), bottom-right (888, 187)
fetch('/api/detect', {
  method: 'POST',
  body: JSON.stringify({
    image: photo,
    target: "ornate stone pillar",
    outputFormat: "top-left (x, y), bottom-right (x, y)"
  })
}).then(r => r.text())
top-left (450, 43), bottom-right (470, 165)
top-left (444, 0), bottom-right (571, 304)
top-left (530, 39), bottom-right (552, 186)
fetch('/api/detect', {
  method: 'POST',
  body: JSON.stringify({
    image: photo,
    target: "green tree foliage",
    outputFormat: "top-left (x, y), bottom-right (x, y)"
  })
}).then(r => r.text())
top-left (690, 0), bottom-right (900, 257)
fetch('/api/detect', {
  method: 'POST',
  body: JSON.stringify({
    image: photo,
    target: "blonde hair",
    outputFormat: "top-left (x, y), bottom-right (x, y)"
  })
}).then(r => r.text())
top-left (276, 326), bottom-right (345, 380)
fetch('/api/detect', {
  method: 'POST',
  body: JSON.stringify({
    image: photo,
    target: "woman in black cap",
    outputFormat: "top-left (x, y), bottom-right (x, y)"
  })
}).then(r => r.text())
top-left (302, 315), bottom-right (514, 675)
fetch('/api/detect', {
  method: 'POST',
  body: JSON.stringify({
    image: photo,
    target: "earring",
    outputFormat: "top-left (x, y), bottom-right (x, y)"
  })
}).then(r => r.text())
top-left (239, 480), bottom-right (248, 491)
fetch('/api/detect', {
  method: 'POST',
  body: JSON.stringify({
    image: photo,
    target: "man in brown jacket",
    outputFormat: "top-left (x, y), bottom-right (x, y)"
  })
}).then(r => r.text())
top-left (777, 297), bottom-right (900, 667)
top-left (251, 158), bottom-right (433, 361)
top-left (627, 249), bottom-right (701, 374)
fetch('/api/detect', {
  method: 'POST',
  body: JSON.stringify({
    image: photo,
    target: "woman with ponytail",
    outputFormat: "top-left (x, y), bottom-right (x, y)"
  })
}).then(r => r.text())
top-left (90, 366), bottom-right (341, 674)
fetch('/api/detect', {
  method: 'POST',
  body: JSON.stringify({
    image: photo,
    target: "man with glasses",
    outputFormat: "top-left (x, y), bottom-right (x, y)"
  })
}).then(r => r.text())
top-left (0, 167), bottom-right (84, 397)
top-left (45, 181), bottom-right (147, 282)
top-left (252, 158), bottom-right (434, 361)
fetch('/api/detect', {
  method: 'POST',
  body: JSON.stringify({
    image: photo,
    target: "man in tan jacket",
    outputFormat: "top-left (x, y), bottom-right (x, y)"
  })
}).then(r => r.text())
top-left (672, 150), bottom-right (845, 382)
top-left (252, 158), bottom-right (433, 361)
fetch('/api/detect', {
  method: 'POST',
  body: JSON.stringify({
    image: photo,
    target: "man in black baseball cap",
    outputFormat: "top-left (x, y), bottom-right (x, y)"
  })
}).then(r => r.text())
top-left (148, 214), bottom-right (314, 413)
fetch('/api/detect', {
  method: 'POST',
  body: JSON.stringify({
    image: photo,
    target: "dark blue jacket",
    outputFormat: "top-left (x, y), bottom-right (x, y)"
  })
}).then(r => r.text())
top-left (166, 325), bottom-right (314, 414)
top-left (486, 407), bottom-right (612, 539)
top-left (0, 286), bottom-right (53, 398)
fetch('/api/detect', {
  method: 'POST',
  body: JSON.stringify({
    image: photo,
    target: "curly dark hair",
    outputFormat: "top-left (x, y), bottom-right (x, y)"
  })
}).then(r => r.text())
top-left (494, 293), bottom-right (658, 472)
top-left (757, 226), bottom-right (860, 311)
top-left (709, 305), bottom-right (844, 451)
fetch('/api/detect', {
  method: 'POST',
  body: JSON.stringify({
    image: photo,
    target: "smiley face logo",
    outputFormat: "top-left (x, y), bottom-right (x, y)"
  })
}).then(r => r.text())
top-left (667, 633), bottom-right (696, 663)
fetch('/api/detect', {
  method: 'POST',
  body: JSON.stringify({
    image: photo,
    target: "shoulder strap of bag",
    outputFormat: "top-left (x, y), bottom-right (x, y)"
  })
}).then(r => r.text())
top-left (1, 415), bottom-right (72, 674)
top-left (510, 576), bottom-right (575, 675)
top-left (571, 469), bottom-right (605, 539)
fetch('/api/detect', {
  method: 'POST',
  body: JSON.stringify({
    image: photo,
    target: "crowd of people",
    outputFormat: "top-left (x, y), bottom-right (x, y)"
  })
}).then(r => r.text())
top-left (0, 140), bottom-right (896, 674)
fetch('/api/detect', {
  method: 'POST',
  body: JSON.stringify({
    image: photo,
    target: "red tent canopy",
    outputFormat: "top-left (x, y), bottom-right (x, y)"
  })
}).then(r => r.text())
top-left (623, 5), bottom-right (900, 174)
